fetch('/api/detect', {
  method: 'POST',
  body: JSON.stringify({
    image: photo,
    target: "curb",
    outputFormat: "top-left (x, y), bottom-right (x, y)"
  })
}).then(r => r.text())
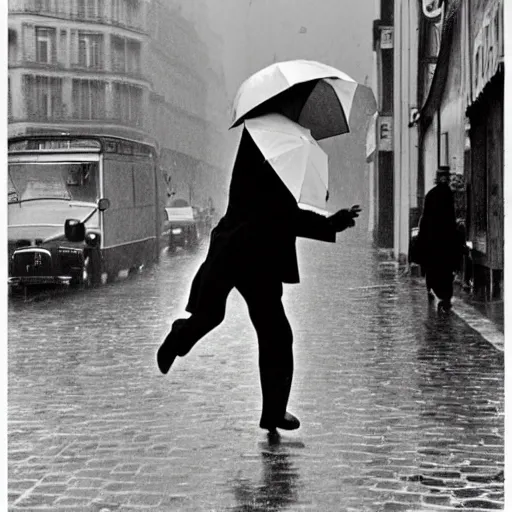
top-left (451, 297), bottom-right (504, 352)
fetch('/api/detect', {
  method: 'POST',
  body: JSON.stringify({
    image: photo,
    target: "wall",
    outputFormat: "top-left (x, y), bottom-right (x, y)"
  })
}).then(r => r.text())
top-left (393, 0), bottom-right (420, 261)
top-left (422, 123), bottom-right (438, 195)
top-left (438, 8), bottom-right (465, 177)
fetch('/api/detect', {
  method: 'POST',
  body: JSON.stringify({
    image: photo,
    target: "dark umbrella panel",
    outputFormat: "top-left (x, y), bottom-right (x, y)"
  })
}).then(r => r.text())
top-left (231, 60), bottom-right (375, 141)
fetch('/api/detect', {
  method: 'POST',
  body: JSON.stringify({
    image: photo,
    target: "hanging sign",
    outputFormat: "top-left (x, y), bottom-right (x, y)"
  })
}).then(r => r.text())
top-left (472, 0), bottom-right (503, 100)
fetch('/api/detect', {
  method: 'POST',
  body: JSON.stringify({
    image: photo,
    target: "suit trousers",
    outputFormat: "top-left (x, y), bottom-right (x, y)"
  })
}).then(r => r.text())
top-left (175, 257), bottom-right (294, 425)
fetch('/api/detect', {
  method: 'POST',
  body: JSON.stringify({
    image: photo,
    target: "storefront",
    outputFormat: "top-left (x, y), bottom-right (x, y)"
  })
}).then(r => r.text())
top-left (465, 0), bottom-right (504, 299)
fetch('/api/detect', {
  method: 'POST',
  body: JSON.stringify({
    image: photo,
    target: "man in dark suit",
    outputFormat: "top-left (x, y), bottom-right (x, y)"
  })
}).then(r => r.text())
top-left (417, 166), bottom-right (462, 313)
top-left (157, 128), bottom-right (360, 432)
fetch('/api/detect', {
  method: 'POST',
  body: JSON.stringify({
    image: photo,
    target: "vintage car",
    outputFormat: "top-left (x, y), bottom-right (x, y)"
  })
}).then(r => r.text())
top-left (9, 200), bottom-right (110, 288)
top-left (165, 199), bottom-right (199, 253)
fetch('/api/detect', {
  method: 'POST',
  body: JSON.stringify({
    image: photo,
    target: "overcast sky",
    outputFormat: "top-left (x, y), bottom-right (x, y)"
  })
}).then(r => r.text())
top-left (203, 0), bottom-right (376, 100)
top-left (180, 0), bottom-right (377, 214)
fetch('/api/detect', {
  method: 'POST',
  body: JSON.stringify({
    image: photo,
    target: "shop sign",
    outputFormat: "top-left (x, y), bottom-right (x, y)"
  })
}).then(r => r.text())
top-left (380, 27), bottom-right (393, 49)
top-left (472, 0), bottom-right (503, 101)
top-left (378, 116), bottom-right (393, 152)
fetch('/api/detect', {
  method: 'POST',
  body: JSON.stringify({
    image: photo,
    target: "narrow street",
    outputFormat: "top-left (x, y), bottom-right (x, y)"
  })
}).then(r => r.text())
top-left (8, 233), bottom-right (504, 511)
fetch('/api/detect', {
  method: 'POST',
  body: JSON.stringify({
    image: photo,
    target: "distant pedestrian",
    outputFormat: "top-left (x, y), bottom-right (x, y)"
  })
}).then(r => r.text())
top-left (156, 128), bottom-right (361, 432)
top-left (416, 166), bottom-right (463, 313)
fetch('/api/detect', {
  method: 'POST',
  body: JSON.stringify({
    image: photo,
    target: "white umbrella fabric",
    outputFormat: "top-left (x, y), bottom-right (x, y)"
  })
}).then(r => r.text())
top-left (231, 59), bottom-right (373, 141)
top-left (244, 113), bottom-right (329, 214)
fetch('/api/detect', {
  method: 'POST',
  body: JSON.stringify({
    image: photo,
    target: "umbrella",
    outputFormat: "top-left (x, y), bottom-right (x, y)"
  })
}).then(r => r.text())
top-left (231, 59), bottom-right (375, 141)
top-left (244, 113), bottom-right (329, 213)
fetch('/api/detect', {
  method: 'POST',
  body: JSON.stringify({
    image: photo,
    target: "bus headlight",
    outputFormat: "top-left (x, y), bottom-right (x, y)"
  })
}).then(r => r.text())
top-left (85, 232), bottom-right (100, 247)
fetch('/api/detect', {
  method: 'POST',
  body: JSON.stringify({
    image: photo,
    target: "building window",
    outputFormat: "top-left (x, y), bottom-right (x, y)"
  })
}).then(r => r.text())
top-left (113, 83), bottom-right (143, 126)
top-left (111, 36), bottom-right (141, 75)
top-left (97, 0), bottom-right (106, 19)
top-left (77, 0), bottom-right (86, 18)
top-left (35, 27), bottom-right (56, 64)
top-left (112, 0), bottom-right (126, 25)
top-left (77, 32), bottom-right (104, 69)
top-left (76, 0), bottom-right (100, 20)
top-left (72, 79), bottom-right (107, 120)
top-left (126, 39), bottom-right (141, 74)
top-left (8, 77), bottom-right (12, 120)
top-left (8, 29), bottom-right (17, 65)
top-left (126, 0), bottom-right (140, 27)
top-left (112, 0), bottom-right (141, 28)
top-left (111, 35), bottom-right (125, 72)
top-left (23, 75), bottom-right (63, 120)
top-left (33, 0), bottom-right (51, 12)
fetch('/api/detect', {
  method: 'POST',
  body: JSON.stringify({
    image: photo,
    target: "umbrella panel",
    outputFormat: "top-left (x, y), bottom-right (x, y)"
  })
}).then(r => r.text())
top-left (232, 81), bottom-right (317, 128)
top-left (297, 146), bottom-right (328, 207)
top-left (244, 114), bottom-right (329, 211)
top-left (298, 80), bottom-right (349, 140)
top-left (233, 79), bottom-right (357, 141)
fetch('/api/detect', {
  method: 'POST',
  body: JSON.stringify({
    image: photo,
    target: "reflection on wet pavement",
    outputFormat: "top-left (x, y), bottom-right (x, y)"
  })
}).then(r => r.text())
top-left (229, 433), bottom-right (303, 511)
top-left (8, 233), bottom-right (504, 511)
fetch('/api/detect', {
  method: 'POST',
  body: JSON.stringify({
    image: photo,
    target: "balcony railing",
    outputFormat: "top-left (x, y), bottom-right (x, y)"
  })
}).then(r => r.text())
top-left (9, 59), bottom-right (146, 82)
top-left (9, 0), bottom-right (147, 34)
top-left (9, 112), bottom-right (146, 131)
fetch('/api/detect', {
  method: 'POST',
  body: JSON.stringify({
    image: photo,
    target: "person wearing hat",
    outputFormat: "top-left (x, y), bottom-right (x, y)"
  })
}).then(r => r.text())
top-left (416, 166), bottom-right (462, 312)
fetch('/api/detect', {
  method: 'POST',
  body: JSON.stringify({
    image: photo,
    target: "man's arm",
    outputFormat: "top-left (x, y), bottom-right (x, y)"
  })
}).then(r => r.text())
top-left (295, 208), bottom-right (336, 242)
top-left (295, 205), bottom-right (361, 242)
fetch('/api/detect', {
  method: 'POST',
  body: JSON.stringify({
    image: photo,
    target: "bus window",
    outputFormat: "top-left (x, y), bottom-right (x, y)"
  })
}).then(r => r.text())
top-left (64, 163), bottom-right (98, 202)
top-left (8, 162), bottom-right (99, 203)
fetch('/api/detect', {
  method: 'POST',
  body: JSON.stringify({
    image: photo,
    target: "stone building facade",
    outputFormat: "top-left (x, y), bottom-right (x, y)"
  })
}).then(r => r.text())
top-left (8, 0), bottom-right (232, 214)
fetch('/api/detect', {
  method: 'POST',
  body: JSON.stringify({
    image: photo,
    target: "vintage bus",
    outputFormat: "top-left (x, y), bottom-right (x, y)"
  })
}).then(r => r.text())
top-left (8, 134), bottom-right (169, 288)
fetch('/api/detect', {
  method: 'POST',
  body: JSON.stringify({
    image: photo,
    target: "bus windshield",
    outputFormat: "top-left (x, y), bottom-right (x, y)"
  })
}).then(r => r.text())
top-left (8, 162), bottom-right (99, 204)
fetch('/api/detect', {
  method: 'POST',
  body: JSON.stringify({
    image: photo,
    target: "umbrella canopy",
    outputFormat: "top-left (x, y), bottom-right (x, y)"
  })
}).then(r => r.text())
top-left (244, 113), bottom-right (329, 213)
top-left (231, 59), bottom-right (373, 141)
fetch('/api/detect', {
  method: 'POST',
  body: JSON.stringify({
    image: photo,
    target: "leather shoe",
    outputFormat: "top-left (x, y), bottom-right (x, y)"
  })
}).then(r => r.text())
top-left (156, 319), bottom-right (187, 374)
top-left (260, 412), bottom-right (300, 431)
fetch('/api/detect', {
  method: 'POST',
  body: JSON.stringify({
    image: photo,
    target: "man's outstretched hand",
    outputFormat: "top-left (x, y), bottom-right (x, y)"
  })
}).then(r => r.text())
top-left (328, 205), bottom-right (362, 232)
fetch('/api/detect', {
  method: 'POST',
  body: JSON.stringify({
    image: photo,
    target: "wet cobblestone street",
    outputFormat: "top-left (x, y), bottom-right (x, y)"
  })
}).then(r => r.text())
top-left (8, 233), bottom-right (504, 511)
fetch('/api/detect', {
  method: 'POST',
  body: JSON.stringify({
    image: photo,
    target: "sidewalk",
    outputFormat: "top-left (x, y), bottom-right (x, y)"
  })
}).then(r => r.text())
top-left (407, 265), bottom-right (505, 352)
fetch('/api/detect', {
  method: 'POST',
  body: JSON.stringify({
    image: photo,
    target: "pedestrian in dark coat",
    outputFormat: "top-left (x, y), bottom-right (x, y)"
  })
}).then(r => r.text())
top-left (417, 166), bottom-right (462, 312)
top-left (156, 128), bottom-right (360, 432)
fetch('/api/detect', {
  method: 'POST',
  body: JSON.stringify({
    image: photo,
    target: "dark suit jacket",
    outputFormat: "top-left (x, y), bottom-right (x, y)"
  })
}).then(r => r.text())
top-left (211, 129), bottom-right (336, 284)
top-left (417, 182), bottom-right (460, 269)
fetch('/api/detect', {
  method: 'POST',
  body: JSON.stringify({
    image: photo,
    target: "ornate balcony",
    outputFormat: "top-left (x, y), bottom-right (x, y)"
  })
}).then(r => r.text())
top-left (9, 0), bottom-right (147, 35)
